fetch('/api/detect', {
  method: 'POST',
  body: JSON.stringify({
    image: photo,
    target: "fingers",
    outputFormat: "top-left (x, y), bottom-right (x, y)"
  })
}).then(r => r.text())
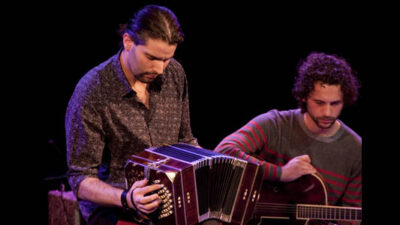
top-left (281, 155), bottom-right (317, 182)
top-left (132, 178), bottom-right (149, 188)
top-left (130, 180), bottom-right (163, 214)
top-left (143, 183), bottom-right (164, 195)
top-left (295, 154), bottom-right (312, 163)
top-left (139, 192), bottom-right (160, 204)
top-left (131, 179), bottom-right (163, 193)
top-left (136, 195), bottom-right (162, 213)
top-left (293, 155), bottom-right (315, 171)
top-left (296, 157), bottom-right (316, 174)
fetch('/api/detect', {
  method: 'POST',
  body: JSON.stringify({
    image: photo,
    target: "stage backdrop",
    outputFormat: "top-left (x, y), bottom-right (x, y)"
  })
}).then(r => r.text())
top-left (32, 2), bottom-right (366, 224)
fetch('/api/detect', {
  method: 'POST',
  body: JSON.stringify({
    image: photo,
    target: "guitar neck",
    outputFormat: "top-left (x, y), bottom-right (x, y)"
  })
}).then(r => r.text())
top-left (297, 204), bottom-right (362, 221)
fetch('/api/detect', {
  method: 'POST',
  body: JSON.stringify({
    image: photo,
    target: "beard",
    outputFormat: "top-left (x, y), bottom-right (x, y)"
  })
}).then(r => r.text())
top-left (134, 72), bottom-right (161, 83)
top-left (308, 113), bottom-right (337, 129)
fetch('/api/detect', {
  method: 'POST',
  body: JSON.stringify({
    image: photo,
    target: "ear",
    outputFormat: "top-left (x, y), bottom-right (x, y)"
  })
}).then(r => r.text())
top-left (122, 33), bottom-right (135, 51)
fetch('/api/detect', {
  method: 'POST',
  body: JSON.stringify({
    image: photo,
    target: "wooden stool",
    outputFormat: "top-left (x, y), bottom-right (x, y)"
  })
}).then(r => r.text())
top-left (48, 190), bottom-right (84, 225)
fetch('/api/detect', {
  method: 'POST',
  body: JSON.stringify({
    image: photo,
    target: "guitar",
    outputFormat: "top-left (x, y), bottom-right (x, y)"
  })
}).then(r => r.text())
top-left (250, 173), bottom-right (361, 225)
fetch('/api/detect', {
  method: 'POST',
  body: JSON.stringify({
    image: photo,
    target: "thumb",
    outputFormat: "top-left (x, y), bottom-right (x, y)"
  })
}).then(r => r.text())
top-left (133, 178), bottom-right (149, 188)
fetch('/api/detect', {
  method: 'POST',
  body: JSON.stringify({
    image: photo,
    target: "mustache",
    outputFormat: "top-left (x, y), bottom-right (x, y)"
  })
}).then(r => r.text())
top-left (317, 117), bottom-right (336, 121)
top-left (137, 72), bottom-right (162, 76)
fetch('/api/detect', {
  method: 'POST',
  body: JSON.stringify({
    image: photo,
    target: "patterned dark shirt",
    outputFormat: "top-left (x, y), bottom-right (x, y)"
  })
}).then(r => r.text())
top-left (65, 50), bottom-right (198, 221)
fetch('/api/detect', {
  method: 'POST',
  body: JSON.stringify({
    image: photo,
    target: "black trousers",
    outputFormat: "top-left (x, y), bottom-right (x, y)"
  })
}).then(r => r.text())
top-left (87, 207), bottom-right (124, 225)
top-left (87, 207), bottom-right (220, 225)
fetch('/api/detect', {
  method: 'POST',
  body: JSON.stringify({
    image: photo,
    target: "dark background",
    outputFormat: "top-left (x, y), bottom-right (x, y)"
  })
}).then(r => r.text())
top-left (20, 1), bottom-right (374, 224)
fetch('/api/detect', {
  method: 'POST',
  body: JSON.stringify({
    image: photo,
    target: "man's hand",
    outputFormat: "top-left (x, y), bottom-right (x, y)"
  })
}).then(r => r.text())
top-left (128, 179), bottom-right (163, 214)
top-left (280, 155), bottom-right (317, 182)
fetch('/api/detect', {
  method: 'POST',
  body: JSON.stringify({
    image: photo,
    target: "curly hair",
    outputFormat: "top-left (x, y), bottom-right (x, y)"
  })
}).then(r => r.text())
top-left (292, 52), bottom-right (360, 113)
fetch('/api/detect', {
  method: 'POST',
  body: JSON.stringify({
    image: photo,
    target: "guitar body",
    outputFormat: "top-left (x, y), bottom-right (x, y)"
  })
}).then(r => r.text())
top-left (250, 173), bottom-right (330, 225)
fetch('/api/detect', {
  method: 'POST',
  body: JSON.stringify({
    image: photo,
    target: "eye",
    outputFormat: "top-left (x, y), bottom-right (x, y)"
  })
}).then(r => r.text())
top-left (331, 101), bottom-right (343, 106)
top-left (147, 55), bottom-right (157, 61)
top-left (146, 54), bottom-right (170, 62)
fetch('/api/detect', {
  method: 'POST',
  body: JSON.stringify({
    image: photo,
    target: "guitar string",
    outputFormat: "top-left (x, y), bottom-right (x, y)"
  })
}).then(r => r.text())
top-left (255, 203), bottom-right (359, 211)
top-left (254, 203), bottom-right (360, 219)
top-left (256, 206), bottom-right (360, 213)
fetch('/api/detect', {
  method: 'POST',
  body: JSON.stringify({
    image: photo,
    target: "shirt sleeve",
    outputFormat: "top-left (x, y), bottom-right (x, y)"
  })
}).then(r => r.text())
top-left (177, 66), bottom-right (198, 146)
top-left (214, 113), bottom-right (282, 181)
top-left (65, 85), bottom-right (105, 197)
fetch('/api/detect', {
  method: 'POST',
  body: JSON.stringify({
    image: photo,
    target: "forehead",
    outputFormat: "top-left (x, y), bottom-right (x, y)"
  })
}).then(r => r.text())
top-left (309, 82), bottom-right (343, 101)
top-left (139, 38), bottom-right (177, 58)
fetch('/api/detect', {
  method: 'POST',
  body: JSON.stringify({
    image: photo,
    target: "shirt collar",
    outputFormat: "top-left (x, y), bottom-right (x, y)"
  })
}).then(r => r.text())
top-left (112, 49), bottom-right (164, 99)
top-left (296, 109), bottom-right (344, 143)
top-left (112, 49), bottom-right (134, 98)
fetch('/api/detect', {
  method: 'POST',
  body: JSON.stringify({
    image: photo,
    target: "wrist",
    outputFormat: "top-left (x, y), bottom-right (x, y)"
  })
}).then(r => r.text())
top-left (120, 189), bottom-right (130, 210)
top-left (276, 165), bottom-right (282, 181)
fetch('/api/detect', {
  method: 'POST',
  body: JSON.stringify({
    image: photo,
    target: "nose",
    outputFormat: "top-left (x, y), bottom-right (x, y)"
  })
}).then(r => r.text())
top-left (322, 104), bottom-right (332, 117)
top-left (153, 60), bottom-right (167, 75)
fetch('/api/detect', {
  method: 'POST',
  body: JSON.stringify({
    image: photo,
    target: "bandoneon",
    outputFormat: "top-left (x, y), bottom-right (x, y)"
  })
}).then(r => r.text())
top-left (124, 143), bottom-right (264, 225)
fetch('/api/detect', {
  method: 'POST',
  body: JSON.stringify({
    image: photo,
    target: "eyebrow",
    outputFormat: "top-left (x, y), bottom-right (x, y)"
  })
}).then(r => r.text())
top-left (145, 52), bottom-right (172, 62)
top-left (313, 99), bottom-right (343, 104)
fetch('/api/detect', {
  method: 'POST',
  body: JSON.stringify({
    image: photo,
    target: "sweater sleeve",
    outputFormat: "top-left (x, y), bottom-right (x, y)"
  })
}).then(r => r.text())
top-left (214, 113), bottom-right (282, 181)
top-left (343, 154), bottom-right (362, 208)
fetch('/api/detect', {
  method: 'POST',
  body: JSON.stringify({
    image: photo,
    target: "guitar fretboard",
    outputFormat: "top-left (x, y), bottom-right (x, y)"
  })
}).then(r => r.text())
top-left (297, 204), bottom-right (362, 221)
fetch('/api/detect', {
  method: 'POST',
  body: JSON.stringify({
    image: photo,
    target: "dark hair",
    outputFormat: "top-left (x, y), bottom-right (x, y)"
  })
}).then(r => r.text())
top-left (119, 5), bottom-right (184, 45)
top-left (292, 52), bottom-right (360, 113)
